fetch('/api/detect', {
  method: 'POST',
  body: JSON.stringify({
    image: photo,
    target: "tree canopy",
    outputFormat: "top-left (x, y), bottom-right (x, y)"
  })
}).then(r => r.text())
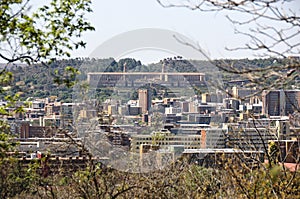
top-left (0, 0), bottom-right (94, 64)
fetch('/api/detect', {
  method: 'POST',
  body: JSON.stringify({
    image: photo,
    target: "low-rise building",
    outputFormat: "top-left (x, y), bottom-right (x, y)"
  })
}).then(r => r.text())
top-left (130, 130), bottom-right (203, 153)
top-left (226, 125), bottom-right (277, 152)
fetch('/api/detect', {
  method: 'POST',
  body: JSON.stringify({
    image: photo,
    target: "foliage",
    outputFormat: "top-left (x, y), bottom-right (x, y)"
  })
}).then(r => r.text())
top-left (0, 0), bottom-right (94, 64)
top-left (53, 66), bottom-right (81, 88)
top-left (0, 131), bottom-right (36, 198)
top-left (0, 158), bottom-right (298, 198)
top-left (0, 1), bottom-right (94, 197)
top-left (104, 58), bottom-right (142, 72)
top-left (2, 57), bottom-right (289, 102)
top-left (0, 0), bottom-right (299, 198)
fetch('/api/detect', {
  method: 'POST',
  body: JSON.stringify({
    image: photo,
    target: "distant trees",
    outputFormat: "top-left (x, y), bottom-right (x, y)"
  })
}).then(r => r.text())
top-left (103, 58), bottom-right (142, 72)
top-left (2, 57), bottom-right (295, 102)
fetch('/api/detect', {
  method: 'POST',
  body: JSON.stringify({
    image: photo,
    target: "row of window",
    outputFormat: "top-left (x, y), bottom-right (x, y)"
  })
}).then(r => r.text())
top-left (134, 137), bottom-right (201, 141)
top-left (135, 146), bottom-right (200, 150)
top-left (135, 141), bottom-right (201, 146)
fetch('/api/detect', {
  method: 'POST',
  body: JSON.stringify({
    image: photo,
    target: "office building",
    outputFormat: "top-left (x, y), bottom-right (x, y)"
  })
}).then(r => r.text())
top-left (138, 89), bottom-right (151, 113)
top-left (262, 90), bottom-right (300, 116)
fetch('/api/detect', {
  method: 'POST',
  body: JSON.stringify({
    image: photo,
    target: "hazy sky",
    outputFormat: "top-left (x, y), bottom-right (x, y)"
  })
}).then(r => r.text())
top-left (38, 0), bottom-right (300, 63)
top-left (75, 0), bottom-right (237, 62)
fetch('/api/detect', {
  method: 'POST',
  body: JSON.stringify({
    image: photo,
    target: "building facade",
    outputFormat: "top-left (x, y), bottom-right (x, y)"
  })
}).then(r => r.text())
top-left (262, 90), bottom-right (300, 116)
top-left (138, 89), bottom-right (151, 114)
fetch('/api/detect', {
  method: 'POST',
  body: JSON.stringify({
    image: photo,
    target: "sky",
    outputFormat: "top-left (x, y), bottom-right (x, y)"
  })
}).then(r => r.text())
top-left (70, 0), bottom-right (300, 64)
top-left (74, 0), bottom-right (238, 63)
top-left (24, 0), bottom-right (300, 64)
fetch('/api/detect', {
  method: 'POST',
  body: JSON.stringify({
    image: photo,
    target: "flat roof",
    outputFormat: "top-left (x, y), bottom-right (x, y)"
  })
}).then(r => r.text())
top-left (88, 72), bottom-right (205, 75)
top-left (183, 148), bottom-right (264, 154)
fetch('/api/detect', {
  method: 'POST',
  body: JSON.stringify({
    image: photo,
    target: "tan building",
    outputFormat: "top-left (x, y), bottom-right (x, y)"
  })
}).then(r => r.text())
top-left (138, 89), bottom-right (150, 114)
top-left (131, 130), bottom-right (203, 153)
top-left (87, 72), bottom-right (205, 88)
top-left (232, 86), bottom-right (257, 99)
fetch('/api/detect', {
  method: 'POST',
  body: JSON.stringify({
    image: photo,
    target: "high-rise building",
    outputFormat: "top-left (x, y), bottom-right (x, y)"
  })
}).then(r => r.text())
top-left (138, 89), bottom-right (151, 113)
top-left (60, 103), bottom-right (74, 131)
top-left (262, 90), bottom-right (300, 116)
top-left (285, 91), bottom-right (300, 115)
